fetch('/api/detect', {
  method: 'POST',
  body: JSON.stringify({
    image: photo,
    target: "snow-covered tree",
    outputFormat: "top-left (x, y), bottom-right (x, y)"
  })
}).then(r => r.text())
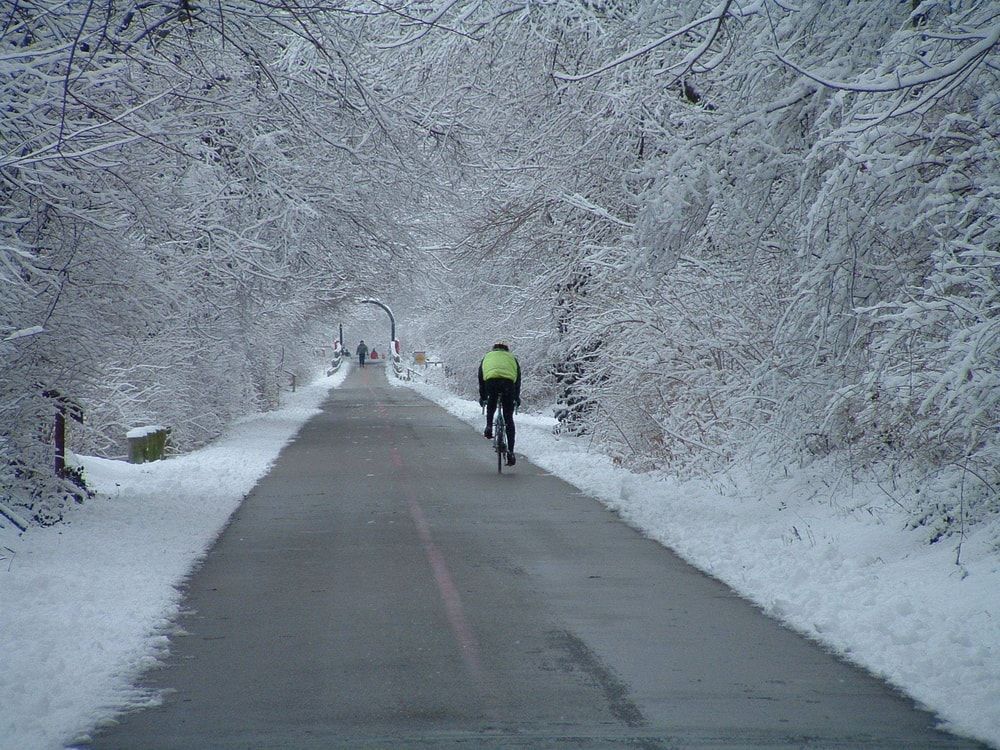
top-left (0, 1), bottom-right (411, 524)
top-left (3, 0), bottom-right (996, 535)
top-left (383, 0), bottom-right (999, 529)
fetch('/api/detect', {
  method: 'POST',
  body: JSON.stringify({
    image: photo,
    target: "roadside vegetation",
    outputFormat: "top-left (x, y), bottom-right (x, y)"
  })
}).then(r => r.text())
top-left (3, 1), bottom-right (996, 537)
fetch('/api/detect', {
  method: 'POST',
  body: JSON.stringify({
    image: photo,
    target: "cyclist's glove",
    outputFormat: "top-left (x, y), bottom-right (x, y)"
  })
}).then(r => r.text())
top-left (479, 398), bottom-right (487, 408)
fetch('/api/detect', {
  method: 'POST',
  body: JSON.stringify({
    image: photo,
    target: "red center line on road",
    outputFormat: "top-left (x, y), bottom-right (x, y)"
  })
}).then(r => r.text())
top-left (385, 436), bottom-right (485, 684)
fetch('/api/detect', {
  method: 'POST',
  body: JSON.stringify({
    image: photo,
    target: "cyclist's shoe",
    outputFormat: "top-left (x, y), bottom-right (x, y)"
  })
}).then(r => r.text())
top-left (484, 426), bottom-right (493, 439)
top-left (506, 451), bottom-right (516, 466)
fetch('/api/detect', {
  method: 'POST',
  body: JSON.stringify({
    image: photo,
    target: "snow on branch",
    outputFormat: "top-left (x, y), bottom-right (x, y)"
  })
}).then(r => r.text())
top-left (695, 85), bottom-right (817, 146)
top-left (776, 22), bottom-right (999, 94)
top-left (373, 0), bottom-right (481, 49)
top-left (3, 326), bottom-right (45, 342)
top-left (553, 0), bottom-right (745, 82)
top-left (560, 193), bottom-right (633, 227)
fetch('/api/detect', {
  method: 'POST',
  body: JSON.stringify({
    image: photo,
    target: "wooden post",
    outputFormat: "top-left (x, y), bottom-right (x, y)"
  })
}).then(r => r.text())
top-left (43, 388), bottom-right (81, 478)
top-left (53, 407), bottom-right (66, 477)
top-left (127, 426), bottom-right (171, 463)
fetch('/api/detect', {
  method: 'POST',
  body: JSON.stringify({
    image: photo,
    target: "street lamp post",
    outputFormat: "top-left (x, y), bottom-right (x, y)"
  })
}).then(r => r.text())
top-left (359, 299), bottom-right (395, 342)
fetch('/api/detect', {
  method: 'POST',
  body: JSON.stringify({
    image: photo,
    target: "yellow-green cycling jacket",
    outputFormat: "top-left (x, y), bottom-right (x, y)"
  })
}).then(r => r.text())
top-left (478, 348), bottom-right (521, 402)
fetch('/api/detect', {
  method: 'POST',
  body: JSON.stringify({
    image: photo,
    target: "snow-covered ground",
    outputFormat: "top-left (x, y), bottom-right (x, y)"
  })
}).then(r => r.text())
top-left (1, 363), bottom-right (997, 749)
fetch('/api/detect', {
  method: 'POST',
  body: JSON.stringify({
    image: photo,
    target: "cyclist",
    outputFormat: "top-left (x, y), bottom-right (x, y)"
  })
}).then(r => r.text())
top-left (478, 341), bottom-right (521, 466)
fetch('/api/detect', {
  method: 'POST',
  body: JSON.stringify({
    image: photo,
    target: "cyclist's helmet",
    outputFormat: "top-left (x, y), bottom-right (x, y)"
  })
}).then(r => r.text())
top-left (492, 341), bottom-right (510, 351)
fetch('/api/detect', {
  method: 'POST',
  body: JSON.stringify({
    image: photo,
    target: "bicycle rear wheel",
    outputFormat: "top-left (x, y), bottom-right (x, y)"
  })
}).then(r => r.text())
top-left (495, 415), bottom-right (506, 474)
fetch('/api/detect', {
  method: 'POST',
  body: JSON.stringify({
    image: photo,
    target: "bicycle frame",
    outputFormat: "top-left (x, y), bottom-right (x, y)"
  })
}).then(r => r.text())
top-left (493, 408), bottom-right (507, 474)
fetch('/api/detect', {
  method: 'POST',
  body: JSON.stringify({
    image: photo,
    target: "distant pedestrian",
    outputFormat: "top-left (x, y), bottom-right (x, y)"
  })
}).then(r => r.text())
top-left (356, 340), bottom-right (369, 367)
top-left (370, 348), bottom-right (379, 360)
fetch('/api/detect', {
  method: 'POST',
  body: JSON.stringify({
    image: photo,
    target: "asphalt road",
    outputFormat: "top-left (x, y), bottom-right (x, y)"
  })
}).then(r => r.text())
top-left (87, 366), bottom-right (983, 749)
